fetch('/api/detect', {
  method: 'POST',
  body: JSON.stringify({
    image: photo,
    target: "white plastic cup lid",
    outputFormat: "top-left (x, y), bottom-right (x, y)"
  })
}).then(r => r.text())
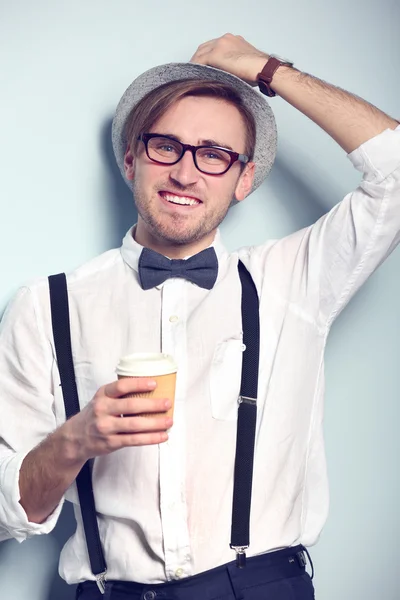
top-left (116, 352), bottom-right (177, 377)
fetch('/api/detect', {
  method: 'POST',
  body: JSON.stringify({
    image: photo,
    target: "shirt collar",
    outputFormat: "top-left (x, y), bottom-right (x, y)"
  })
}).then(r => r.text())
top-left (120, 225), bottom-right (228, 276)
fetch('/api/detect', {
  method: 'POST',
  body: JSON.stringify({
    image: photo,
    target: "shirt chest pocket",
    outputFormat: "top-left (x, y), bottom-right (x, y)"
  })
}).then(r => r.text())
top-left (209, 337), bottom-right (244, 421)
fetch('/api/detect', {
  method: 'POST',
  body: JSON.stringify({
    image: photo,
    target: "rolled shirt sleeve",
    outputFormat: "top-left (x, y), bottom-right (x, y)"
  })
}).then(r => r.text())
top-left (318, 124), bottom-right (400, 324)
top-left (0, 452), bottom-right (64, 542)
top-left (0, 286), bottom-right (64, 541)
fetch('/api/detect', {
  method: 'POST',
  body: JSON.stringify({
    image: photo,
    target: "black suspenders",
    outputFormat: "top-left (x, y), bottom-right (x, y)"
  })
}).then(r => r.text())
top-left (230, 260), bottom-right (260, 567)
top-left (48, 259), bottom-right (260, 593)
top-left (49, 273), bottom-right (107, 590)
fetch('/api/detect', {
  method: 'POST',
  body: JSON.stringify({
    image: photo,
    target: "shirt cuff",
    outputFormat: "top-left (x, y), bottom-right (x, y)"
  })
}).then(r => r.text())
top-left (0, 451), bottom-right (64, 542)
top-left (348, 124), bottom-right (400, 181)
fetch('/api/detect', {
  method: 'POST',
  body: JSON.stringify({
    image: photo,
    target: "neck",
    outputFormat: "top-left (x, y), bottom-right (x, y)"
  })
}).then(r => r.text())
top-left (134, 223), bottom-right (217, 259)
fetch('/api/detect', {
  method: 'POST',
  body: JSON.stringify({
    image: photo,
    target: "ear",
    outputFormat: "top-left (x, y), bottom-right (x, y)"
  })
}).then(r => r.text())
top-left (124, 145), bottom-right (135, 181)
top-left (235, 162), bottom-right (256, 202)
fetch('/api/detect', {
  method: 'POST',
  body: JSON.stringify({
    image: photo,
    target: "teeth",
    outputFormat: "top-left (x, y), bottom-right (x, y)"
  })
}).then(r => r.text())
top-left (163, 193), bottom-right (200, 206)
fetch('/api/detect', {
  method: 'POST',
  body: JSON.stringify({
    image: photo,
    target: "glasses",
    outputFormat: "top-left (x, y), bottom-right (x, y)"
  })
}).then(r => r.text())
top-left (138, 133), bottom-right (249, 175)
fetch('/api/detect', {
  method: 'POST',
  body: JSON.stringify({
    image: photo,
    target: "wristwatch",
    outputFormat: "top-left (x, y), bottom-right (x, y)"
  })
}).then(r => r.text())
top-left (257, 54), bottom-right (294, 97)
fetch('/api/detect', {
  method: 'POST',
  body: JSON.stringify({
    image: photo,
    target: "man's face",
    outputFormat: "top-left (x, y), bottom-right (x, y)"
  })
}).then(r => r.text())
top-left (124, 95), bottom-right (255, 255)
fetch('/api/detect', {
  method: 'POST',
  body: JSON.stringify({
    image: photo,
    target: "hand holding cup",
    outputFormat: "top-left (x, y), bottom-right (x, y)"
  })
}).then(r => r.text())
top-left (65, 354), bottom-right (177, 461)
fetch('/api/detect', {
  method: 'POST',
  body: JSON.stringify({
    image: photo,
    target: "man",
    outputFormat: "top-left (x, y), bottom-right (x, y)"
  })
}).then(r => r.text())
top-left (0, 33), bottom-right (399, 600)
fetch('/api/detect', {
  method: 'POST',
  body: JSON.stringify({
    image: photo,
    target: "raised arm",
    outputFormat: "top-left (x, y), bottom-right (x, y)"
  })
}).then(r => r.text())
top-left (191, 33), bottom-right (399, 153)
top-left (192, 34), bottom-right (400, 325)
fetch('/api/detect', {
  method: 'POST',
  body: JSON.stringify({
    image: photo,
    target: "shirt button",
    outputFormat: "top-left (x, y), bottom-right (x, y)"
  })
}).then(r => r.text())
top-left (169, 315), bottom-right (179, 323)
top-left (144, 592), bottom-right (156, 600)
top-left (175, 567), bottom-right (184, 578)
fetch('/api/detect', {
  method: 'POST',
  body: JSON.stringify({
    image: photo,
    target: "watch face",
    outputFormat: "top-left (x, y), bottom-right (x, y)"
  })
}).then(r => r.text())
top-left (270, 54), bottom-right (294, 66)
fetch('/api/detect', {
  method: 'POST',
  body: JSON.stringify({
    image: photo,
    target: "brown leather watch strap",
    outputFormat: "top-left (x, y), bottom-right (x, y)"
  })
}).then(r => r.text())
top-left (257, 57), bottom-right (287, 97)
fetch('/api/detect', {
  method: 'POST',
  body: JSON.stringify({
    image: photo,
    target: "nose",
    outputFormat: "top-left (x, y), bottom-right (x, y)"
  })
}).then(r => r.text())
top-left (168, 149), bottom-right (200, 187)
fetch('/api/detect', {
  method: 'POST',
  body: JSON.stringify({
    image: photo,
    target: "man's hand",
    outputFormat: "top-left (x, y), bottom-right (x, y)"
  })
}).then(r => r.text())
top-left (191, 33), bottom-right (268, 86)
top-left (64, 377), bottom-right (172, 463)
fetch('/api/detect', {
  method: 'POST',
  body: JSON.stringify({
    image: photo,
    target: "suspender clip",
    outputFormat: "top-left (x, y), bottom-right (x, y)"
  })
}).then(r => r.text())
top-left (231, 545), bottom-right (248, 568)
top-left (95, 570), bottom-right (107, 594)
top-left (238, 395), bottom-right (256, 405)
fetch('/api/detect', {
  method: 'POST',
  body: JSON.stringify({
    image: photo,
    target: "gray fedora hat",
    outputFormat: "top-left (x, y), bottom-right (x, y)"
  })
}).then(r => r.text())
top-left (112, 62), bottom-right (277, 203)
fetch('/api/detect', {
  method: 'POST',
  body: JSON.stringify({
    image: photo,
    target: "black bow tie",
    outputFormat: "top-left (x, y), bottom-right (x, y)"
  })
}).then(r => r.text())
top-left (138, 247), bottom-right (218, 290)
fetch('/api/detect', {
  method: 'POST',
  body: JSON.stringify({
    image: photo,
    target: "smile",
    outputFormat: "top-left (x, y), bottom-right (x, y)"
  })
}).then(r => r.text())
top-left (159, 192), bottom-right (201, 206)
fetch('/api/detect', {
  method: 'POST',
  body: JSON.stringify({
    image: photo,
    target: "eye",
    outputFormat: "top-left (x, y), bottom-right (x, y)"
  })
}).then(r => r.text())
top-left (204, 150), bottom-right (221, 160)
top-left (157, 143), bottom-right (176, 153)
top-left (197, 147), bottom-right (231, 164)
top-left (149, 137), bottom-right (181, 157)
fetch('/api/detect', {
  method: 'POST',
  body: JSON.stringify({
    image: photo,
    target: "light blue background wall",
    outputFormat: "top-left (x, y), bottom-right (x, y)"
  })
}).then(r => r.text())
top-left (1, 1), bottom-right (399, 598)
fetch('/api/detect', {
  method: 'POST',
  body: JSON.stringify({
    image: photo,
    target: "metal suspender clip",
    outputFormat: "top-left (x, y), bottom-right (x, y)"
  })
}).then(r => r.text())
top-left (238, 395), bottom-right (257, 406)
top-left (96, 570), bottom-right (107, 594)
top-left (231, 545), bottom-right (248, 568)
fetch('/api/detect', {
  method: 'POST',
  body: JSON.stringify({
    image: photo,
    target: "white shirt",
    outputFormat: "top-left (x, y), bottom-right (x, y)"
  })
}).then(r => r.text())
top-left (1, 126), bottom-right (400, 585)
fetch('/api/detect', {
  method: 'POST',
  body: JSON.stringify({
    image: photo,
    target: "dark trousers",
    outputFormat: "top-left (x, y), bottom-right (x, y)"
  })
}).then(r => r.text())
top-left (76, 545), bottom-right (315, 600)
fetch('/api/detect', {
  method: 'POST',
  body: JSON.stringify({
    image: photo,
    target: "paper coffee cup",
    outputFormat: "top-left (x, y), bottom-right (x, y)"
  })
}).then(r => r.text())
top-left (116, 353), bottom-right (177, 419)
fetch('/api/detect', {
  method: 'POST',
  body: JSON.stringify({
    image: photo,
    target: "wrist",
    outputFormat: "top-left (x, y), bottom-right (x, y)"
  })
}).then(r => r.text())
top-left (251, 54), bottom-right (270, 85)
top-left (56, 417), bottom-right (88, 467)
top-left (257, 55), bottom-right (297, 97)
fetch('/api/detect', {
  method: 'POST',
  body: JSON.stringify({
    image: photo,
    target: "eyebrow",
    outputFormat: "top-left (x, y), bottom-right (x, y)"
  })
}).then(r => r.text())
top-left (156, 132), bottom-right (234, 152)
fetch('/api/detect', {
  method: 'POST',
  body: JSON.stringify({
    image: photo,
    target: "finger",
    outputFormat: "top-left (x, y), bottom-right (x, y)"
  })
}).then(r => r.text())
top-left (113, 431), bottom-right (169, 448)
top-left (190, 40), bottom-right (216, 62)
top-left (101, 431), bottom-right (169, 451)
top-left (104, 377), bottom-right (156, 399)
top-left (108, 396), bottom-right (171, 416)
top-left (194, 38), bottom-right (217, 51)
top-left (111, 414), bottom-right (173, 435)
top-left (190, 54), bottom-right (206, 64)
top-left (190, 48), bottom-right (211, 63)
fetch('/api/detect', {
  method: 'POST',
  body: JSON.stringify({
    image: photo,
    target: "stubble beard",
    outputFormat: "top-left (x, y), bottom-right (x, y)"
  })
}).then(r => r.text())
top-left (133, 181), bottom-right (233, 247)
